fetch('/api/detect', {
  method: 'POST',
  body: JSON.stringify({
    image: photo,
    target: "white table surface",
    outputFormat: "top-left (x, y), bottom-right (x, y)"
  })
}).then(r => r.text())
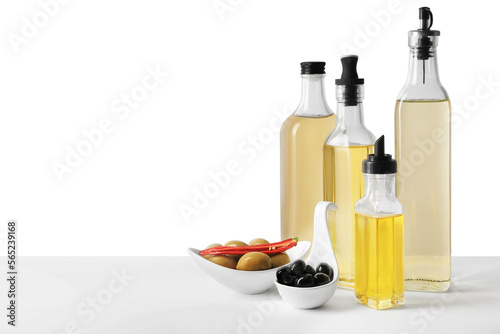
top-left (2, 256), bottom-right (499, 334)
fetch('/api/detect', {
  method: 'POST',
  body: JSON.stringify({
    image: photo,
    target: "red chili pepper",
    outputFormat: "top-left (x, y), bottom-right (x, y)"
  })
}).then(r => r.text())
top-left (199, 238), bottom-right (298, 256)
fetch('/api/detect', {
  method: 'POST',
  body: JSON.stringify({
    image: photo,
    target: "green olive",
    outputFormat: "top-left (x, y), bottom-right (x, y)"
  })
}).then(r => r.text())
top-left (224, 240), bottom-right (248, 247)
top-left (248, 238), bottom-right (270, 245)
top-left (224, 240), bottom-right (248, 260)
top-left (270, 252), bottom-right (290, 268)
top-left (208, 255), bottom-right (237, 269)
top-left (202, 243), bottom-right (222, 259)
top-left (236, 252), bottom-right (272, 271)
top-left (205, 243), bottom-right (223, 249)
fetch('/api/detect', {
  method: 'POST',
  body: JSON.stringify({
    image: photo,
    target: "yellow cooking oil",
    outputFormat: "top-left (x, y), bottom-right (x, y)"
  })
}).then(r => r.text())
top-left (323, 144), bottom-right (373, 290)
top-left (395, 100), bottom-right (451, 292)
top-left (280, 114), bottom-right (336, 244)
top-left (355, 213), bottom-right (404, 310)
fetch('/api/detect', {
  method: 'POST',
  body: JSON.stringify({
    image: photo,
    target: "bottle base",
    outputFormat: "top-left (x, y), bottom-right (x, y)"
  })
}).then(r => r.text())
top-left (405, 279), bottom-right (451, 292)
top-left (356, 292), bottom-right (404, 310)
top-left (337, 278), bottom-right (355, 291)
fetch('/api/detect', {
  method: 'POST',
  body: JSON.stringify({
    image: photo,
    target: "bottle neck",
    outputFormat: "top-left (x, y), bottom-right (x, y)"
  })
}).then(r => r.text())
top-left (294, 74), bottom-right (332, 117)
top-left (406, 47), bottom-right (440, 86)
top-left (364, 174), bottom-right (397, 201)
top-left (335, 84), bottom-right (365, 128)
top-left (398, 46), bottom-right (448, 101)
top-left (325, 84), bottom-right (375, 147)
top-left (335, 101), bottom-right (366, 129)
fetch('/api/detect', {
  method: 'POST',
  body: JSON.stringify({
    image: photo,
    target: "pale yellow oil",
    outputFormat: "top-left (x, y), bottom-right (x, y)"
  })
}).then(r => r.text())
top-left (323, 145), bottom-right (373, 290)
top-left (355, 213), bottom-right (405, 310)
top-left (280, 114), bottom-right (336, 244)
top-left (395, 100), bottom-right (451, 292)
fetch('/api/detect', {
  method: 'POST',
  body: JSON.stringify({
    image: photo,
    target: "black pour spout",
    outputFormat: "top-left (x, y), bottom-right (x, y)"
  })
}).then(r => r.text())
top-left (362, 136), bottom-right (397, 174)
top-left (335, 55), bottom-right (364, 106)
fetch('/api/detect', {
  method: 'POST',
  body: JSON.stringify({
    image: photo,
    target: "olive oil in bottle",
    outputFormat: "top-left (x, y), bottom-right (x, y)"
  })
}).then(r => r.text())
top-left (395, 100), bottom-right (451, 291)
top-left (323, 145), bottom-right (373, 288)
top-left (395, 7), bottom-right (451, 292)
top-left (355, 136), bottom-right (404, 310)
top-left (281, 62), bottom-right (336, 244)
top-left (355, 214), bottom-right (405, 310)
top-left (324, 56), bottom-right (375, 290)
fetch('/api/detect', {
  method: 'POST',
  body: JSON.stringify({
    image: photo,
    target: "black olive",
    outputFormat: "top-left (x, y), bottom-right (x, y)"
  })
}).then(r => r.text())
top-left (290, 260), bottom-right (306, 276)
top-left (314, 273), bottom-right (331, 286)
top-left (276, 267), bottom-right (291, 284)
top-left (304, 265), bottom-right (315, 276)
top-left (284, 274), bottom-right (296, 286)
top-left (316, 262), bottom-right (334, 280)
top-left (295, 273), bottom-right (314, 287)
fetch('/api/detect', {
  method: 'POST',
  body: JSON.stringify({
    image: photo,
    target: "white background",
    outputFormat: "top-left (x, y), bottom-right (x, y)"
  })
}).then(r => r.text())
top-left (0, 0), bottom-right (498, 256)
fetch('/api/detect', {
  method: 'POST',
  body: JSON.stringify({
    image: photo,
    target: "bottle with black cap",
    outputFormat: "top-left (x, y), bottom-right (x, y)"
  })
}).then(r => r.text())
top-left (395, 7), bottom-right (451, 292)
top-left (354, 135), bottom-right (404, 310)
top-left (323, 55), bottom-right (375, 290)
top-left (281, 62), bottom-right (336, 245)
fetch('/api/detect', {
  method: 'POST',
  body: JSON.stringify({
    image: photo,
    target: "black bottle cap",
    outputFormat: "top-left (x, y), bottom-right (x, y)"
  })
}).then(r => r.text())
top-left (335, 55), bottom-right (364, 85)
top-left (362, 136), bottom-right (397, 174)
top-left (301, 62), bottom-right (325, 75)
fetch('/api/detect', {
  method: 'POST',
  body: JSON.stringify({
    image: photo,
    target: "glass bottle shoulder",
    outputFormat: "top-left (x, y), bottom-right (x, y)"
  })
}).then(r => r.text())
top-left (397, 82), bottom-right (449, 102)
top-left (280, 114), bottom-right (336, 151)
top-left (281, 113), bottom-right (336, 134)
top-left (355, 175), bottom-right (404, 217)
top-left (324, 125), bottom-right (376, 147)
top-left (355, 196), bottom-right (404, 218)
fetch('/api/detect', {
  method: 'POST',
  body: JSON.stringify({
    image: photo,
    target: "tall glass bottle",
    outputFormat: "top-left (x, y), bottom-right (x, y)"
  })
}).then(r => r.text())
top-left (281, 62), bottom-right (336, 244)
top-left (395, 7), bottom-right (451, 292)
top-left (355, 136), bottom-right (404, 310)
top-left (324, 55), bottom-right (375, 290)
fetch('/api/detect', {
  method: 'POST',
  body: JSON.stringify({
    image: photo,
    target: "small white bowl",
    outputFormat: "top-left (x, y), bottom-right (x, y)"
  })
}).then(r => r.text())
top-left (275, 278), bottom-right (338, 309)
top-left (275, 202), bottom-right (339, 309)
top-left (187, 241), bottom-right (310, 294)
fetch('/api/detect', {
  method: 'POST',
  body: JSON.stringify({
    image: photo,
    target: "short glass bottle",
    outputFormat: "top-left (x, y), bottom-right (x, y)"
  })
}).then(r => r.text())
top-left (355, 136), bottom-right (404, 310)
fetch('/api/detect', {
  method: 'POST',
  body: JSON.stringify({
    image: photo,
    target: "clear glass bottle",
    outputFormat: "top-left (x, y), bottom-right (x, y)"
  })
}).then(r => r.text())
top-left (281, 62), bottom-right (336, 244)
top-left (355, 135), bottom-right (404, 310)
top-left (324, 55), bottom-right (376, 290)
top-left (395, 7), bottom-right (451, 292)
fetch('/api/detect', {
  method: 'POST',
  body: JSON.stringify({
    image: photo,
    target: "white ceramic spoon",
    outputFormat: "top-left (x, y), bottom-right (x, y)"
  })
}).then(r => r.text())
top-left (275, 201), bottom-right (339, 309)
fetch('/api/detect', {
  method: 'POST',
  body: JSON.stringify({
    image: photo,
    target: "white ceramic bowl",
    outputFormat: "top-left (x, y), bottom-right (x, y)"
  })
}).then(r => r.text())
top-left (275, 277), bottom-right (338, 309)
top-left (187, 241), bottom-right (310, 294)
top-left (274, 202), bottom-right (339, 309)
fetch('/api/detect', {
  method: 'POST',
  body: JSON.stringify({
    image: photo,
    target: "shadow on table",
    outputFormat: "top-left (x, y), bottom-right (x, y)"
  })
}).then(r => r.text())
top-left (402, 263), bottom-right (500, 310)
top-left (310, 293), bottom-right (358, 313)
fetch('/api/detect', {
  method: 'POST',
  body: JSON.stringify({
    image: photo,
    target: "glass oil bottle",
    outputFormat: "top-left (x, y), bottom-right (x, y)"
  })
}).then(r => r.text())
top-left (324, 55), bottom-right (375, 290)
top-left (281, 62), bottom-right (336, 244)
top-left (395, 7), bottom-right (451, 292)
top-left (355, 136), bottom-right (404, 310)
